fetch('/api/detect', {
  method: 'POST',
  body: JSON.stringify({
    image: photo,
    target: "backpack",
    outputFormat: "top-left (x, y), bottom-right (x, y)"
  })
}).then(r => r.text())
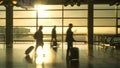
top-left (33, 32), bottom-right (38, 39)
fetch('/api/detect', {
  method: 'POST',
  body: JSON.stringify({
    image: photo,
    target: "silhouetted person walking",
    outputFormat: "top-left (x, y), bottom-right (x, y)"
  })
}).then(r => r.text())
top-left (66, 23), bottom-right (75, 57)
top-left (51, 26), bottom-right (57, 46)
top-left (34, 26), bottom-right (43, 51)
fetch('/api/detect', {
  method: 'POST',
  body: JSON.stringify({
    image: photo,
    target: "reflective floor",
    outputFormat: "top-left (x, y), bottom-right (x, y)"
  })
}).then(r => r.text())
top-left (0, 42), bottom-right (120, 68)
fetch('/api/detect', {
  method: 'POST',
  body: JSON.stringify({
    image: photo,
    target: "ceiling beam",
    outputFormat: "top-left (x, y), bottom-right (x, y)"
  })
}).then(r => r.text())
top-left (0, 0), bottom-right (120, 8)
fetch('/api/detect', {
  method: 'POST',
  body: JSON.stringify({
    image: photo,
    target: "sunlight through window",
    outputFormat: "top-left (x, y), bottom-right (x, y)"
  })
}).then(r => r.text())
top-left (34, 5), bottom-right (49, 17)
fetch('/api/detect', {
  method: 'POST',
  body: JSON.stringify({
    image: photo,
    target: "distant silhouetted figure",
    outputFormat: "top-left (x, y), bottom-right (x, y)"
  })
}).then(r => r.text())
top-left (51, 26), bottom-right (57, 46)
top-left (66, 23), bottom-right (75, 56)
top-left (34, 26), bottom-right (43, 51)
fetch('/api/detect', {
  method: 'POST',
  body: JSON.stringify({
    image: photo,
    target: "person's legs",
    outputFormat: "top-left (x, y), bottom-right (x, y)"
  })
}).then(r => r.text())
top-left (66, 41), bottom-right (73, 59)
top-left (35, 41), bottom-right (39, 51)
top-left (34, 41), bottom-right (39, 57)
top-left (67, 42), bottom-right (71, 57)
top-left (71, 42), bottom-right (73, 48)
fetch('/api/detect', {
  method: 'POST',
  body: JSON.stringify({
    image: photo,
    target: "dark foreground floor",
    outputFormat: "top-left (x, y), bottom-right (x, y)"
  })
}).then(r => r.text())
top-left (0, 42), bottom-right (120, 68)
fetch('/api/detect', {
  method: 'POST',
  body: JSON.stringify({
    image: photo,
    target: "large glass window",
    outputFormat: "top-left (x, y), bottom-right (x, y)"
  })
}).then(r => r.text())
top-left (94, 4), bottom-right (118, 35)
top-left (13, 5), bottom-right (88, 42)
top-left (0, 6), bottom-right (5, 42)
top-left (94, 19), bottom-right (115, 26)
top-left (0, 4), bottom-right (120, 43)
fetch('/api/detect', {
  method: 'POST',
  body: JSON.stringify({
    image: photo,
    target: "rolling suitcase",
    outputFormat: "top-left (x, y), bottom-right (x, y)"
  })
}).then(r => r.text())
top-left (50, 39), bottom-right (57, 47)
top-left (70, 47), bottom-right (79, 60)
top-left (25, 46), bottom-right (34, 55)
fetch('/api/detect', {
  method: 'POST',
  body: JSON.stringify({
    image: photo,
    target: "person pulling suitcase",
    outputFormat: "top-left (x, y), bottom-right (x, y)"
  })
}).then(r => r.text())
top-left (65, 23), bottom-right (79, 60)
top-left (34, 26), bottom-right (44, 52)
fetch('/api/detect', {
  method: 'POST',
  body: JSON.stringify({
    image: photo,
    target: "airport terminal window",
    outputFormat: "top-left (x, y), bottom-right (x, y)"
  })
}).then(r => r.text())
top-left (12, 5), bottom-right (88, 42)
top-left (0, 19), bottom-right (5, 26)
top-left (64, 11), bottom-right (87, 17)
top-left (94, 10), bottom-right (115, 17)
top-left (94, 4), bottom-right (115, 9)
top-left (13, 5), bottom-right (63, 42)
top-left (94, 27), bottom-right (116, 34)
top-left (0, 6), bottom-right (6, 42)
top-left (0, 4), bottom-right (120, 43)
top-left (13, 19), bottom-right (36, 26)
top-left (94, 4), bottom-right (119, 35)
top-left (94, 19), bottom-right (115, 26)
top-left (38, 19), bottom-right (62, 26)
top-left (38, 11), bottom-right (62, 18)
top-left (64, 19), bottom-right (87, 26)
top-left (13, 11), bottom-right (36, 18)
top-left (118, 28), bottom-right (120, 34)
top-left (0, 11), bottom-right (5, 18)
top-left (12, 4), bottom-right (119, 42)
top-left (118, 20), bottom-right (120, 25)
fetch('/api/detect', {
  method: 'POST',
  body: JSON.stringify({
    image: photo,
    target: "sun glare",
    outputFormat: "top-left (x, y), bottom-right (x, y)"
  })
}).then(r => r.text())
top-left (35, 46), bottom-right (44, 64)
top-left (35, 5), bottom-right (49, 17)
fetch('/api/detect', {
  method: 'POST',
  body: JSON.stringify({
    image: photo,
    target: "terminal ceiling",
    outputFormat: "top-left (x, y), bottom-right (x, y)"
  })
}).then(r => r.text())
top-left (0, 0), bottom-right (120, 8)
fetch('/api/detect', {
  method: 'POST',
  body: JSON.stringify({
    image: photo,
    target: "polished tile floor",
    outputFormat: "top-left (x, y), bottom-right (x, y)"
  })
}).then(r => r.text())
top-left (0, 42), bottom-right (120, 68)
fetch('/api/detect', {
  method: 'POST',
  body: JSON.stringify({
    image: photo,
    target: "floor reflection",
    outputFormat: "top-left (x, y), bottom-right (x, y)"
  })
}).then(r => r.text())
top-left (66, 47), bottom-right (79, 68)
top-left (1, 42), bottom-right (120, 68)
top-left (66, 58), bottom-right (79, 68)
top-left (6, 48), bottom-right (13, 68)
top-left (25, 55), bottom-right (33, 64)
top-left (88, 45), bottom-right (94, 68)
top-left (24, 43), bottom-right (59, 68)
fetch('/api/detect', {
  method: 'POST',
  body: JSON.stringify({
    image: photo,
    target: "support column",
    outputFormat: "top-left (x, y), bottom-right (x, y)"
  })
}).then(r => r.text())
top-left (87, 0), bottom-right (94, 61)
top-left (88, 0), bottom-right (94, 46)
top-left (5, 0), bottom-right (13, 48)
